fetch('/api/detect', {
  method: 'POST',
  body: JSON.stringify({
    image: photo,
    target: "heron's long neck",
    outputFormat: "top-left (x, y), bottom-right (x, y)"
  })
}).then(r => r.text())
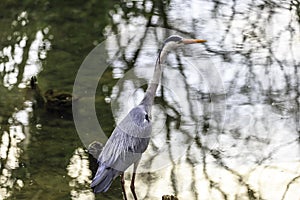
top-left (140, 45), bottom-right (169, 112)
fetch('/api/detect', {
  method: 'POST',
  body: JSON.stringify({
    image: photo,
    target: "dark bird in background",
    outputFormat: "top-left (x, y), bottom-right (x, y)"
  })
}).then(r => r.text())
top-left (91, 35), bottom-right (206, 200)
top-left (28, 76), bottom-right (74, 112)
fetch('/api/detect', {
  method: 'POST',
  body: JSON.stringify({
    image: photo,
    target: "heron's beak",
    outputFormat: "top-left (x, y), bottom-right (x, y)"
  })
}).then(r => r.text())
top-left (182, 39), bottom-right (207, 44)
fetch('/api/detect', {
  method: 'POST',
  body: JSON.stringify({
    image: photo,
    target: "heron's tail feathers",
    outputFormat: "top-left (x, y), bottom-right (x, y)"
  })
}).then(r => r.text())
top-left (91, 165), bottom-right (119, 193)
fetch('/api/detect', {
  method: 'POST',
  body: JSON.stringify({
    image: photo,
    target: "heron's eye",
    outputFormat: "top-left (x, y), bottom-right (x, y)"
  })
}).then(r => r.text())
top-left (145, 114), bottom-right (150, 122)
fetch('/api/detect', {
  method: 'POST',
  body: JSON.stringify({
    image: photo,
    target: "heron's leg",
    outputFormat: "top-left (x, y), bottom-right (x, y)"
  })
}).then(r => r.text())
top-left (120, 173), bottom-right (127, 200)
top-left (130, 160), bottom-right (140, 200)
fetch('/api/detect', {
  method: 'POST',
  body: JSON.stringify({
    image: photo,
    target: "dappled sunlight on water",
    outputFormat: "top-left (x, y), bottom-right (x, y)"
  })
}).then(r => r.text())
top-left (1, 0), bottom-right (300, 199)
top-left (125, 160), bottom-right (300, 199)
top-left (0, 104), bottom-right (31, 198)
top-left (67, 148), bottom-right (95, 200)
top-left (0, 7), bottom-right (54, 200)
top-left (0, 11), bottom-right (51, 90)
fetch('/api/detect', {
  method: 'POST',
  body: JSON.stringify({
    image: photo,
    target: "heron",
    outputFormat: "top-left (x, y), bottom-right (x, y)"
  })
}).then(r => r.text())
top-left (91, 35), bottom-right (206, 200)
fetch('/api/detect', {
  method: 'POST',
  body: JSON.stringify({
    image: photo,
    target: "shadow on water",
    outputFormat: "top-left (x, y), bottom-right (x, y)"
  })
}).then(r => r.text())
top-left (1, 0), bottom-right (300, 200)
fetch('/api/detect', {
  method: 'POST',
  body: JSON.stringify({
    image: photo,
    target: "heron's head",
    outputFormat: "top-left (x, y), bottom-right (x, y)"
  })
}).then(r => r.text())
top-left (164, 35), bottom-right (206, 45)
top-left (159, 35), bottom-right (206, 62)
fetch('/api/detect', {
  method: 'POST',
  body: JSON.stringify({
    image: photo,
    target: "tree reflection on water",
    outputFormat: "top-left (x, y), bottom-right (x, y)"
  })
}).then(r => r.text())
top-left (0, 0), bottom-right (300, 200)
top-left (103, 0), bottom-right (300, 199)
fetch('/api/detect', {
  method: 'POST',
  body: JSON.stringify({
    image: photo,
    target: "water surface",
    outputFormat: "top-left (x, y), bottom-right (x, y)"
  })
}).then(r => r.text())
top-left (1, 0), bottom-right (300, 200)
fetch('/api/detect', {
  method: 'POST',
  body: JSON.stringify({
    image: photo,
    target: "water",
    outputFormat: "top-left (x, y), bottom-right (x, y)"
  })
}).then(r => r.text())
top-left (1, 0), bottom-right (300, 199)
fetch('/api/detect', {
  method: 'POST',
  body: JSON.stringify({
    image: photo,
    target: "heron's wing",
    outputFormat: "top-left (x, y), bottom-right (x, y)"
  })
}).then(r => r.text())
top-left (98, 125), bottom-right (150, 172)
top-left (91, 125), bottom-right (150, 192)
top-left (92, 106), bottom-right (152, 192)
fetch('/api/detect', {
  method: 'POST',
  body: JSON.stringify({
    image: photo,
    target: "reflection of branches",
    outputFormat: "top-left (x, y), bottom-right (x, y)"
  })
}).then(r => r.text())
top-left (106, 0), bottom-right (300, 199)
top-left (165, 114), bottom-right (178, 196)
top-left (198, 137), bottom-right (229, 200)
top-left (211, 154), bottom-right (259, 199)
top-left (16, 35), bottom-right (32, 84)
top-left (185, 145), bottom-right (198, 199)
top-left (281, 175), bottom-right (300, 200)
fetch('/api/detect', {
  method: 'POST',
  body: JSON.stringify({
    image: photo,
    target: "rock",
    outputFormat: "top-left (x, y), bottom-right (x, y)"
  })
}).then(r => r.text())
top-left (162, 195), bottom-right (179, 200)
top-left (87, 141), bottom-right (104, 177)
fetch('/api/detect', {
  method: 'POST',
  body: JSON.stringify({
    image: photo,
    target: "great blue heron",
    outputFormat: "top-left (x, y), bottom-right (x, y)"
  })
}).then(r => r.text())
top-left (91, 35), bottom-right (206, 200)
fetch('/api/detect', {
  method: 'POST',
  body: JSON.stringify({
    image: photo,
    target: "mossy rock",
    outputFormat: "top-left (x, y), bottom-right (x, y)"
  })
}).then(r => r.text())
top-left (162, 195), bottom-right (179, 200)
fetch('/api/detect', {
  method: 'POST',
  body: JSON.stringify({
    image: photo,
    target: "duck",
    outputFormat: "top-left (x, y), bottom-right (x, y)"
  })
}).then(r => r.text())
top-left (44, 89), bottom-right (73, 111)
top-left (28, 76), bottom-right (74, 112)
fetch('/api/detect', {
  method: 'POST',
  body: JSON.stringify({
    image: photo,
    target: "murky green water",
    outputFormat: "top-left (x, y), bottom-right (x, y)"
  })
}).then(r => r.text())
top-left (1, 0), bottom-right (300, 200)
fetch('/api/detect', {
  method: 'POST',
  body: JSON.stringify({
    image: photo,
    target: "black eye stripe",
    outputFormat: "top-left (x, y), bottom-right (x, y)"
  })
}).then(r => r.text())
top-left (145, 114), bottom-right (149, 122)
